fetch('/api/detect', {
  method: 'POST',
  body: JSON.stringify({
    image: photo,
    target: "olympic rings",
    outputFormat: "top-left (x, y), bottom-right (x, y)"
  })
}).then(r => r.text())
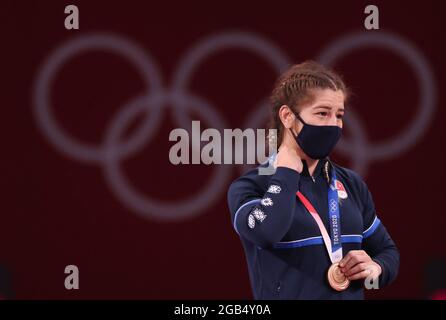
top-left (33, 31), bottom-right (436, 221)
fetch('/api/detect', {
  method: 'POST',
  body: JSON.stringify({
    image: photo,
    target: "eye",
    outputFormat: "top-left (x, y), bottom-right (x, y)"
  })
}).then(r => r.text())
top-left (336, 114), bottom-right (344, 119)
top-left (316, 112), bottom-right (328, 117)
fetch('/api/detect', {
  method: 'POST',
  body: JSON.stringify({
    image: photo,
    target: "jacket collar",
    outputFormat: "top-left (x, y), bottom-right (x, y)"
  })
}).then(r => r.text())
top-left (301, 157), bottom-right (330, 178)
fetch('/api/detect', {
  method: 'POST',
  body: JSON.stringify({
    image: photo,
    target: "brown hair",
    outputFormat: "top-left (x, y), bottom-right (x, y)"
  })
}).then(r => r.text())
top-left (269, 60), bottom-right (349, 146)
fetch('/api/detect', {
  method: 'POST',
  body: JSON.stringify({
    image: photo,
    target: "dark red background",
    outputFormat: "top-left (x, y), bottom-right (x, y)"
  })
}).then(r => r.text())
top-left (3, 0), bottom-right (445, 299)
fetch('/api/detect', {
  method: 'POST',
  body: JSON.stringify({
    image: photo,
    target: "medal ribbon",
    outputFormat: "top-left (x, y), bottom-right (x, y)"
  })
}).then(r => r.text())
top-left (296, 167), bottom-right (343, 263)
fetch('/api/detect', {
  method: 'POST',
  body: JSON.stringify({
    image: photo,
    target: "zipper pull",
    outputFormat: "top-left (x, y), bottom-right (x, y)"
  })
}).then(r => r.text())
top-left (311, 175), bottom-right (315, 183)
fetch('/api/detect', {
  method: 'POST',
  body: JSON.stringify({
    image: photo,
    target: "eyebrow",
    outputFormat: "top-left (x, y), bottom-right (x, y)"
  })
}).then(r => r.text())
top-left (313, 105), bottom-right (345, 112)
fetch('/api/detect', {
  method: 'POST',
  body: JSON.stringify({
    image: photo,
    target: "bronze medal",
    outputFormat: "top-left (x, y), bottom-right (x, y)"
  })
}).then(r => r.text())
top-left (327, 262), bottom-right (350, 291)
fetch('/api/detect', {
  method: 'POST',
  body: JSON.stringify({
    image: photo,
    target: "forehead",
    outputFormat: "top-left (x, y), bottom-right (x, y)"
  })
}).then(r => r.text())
top-left (303, 88), bottom-right (345, 110)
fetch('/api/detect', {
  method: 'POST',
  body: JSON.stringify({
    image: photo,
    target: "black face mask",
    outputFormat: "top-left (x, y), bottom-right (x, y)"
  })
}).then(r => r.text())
top-left (290, 113), bottom-right (342, 159)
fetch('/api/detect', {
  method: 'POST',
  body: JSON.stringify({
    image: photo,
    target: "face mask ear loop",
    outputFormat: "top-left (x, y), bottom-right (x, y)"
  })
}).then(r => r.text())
top-left (289, 109), bottom-right (305, 139)
top-left (285, 108), bottom-right (298, 139)
top-left (289, 121), bottom-right (299, 139)
top-left (295, 113), bottom-right (308, 126)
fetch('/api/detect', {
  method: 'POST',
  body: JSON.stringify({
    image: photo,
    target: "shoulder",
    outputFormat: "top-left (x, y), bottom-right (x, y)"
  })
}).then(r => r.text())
top-left (226, 162), bottom-right (271, 215)
top-left (331, 161), bottom-right (371, 200)
top-left (331, 161), bottom-right (376, 214)
top-left (332, 162), bottom-right (363, 184)
top-left (227, 161), bottom-right (272, 197)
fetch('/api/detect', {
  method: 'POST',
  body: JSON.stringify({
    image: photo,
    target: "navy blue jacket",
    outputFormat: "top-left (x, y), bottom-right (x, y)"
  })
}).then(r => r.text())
top-left (227, 156), bottom-right (399, 299)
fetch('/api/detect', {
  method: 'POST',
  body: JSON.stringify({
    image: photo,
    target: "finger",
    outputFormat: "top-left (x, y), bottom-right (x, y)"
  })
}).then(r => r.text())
top-left (343, 253), bottom-right (367, 273)
top-left (345, 263), bottom-right (366, 277)
top-left (339, 250), bottom-right (363, 268)
top-left (347, 269), bottom-right (372, 281)
top-left (339, 255), bottom-right (351, 269)
top-left (339, 251), bottom-right (355, 267)
top-left (344, 251), bottom-right (370, 270)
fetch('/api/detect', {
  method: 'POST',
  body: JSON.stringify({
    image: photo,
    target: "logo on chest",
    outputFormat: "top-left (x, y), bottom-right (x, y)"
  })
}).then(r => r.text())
top-left (335, 180), bottom-right (348, 200)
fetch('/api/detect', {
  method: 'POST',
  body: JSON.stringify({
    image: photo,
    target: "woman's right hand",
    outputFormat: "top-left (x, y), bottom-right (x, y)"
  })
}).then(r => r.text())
top-left (276, 144), bottom-right (303, 173)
